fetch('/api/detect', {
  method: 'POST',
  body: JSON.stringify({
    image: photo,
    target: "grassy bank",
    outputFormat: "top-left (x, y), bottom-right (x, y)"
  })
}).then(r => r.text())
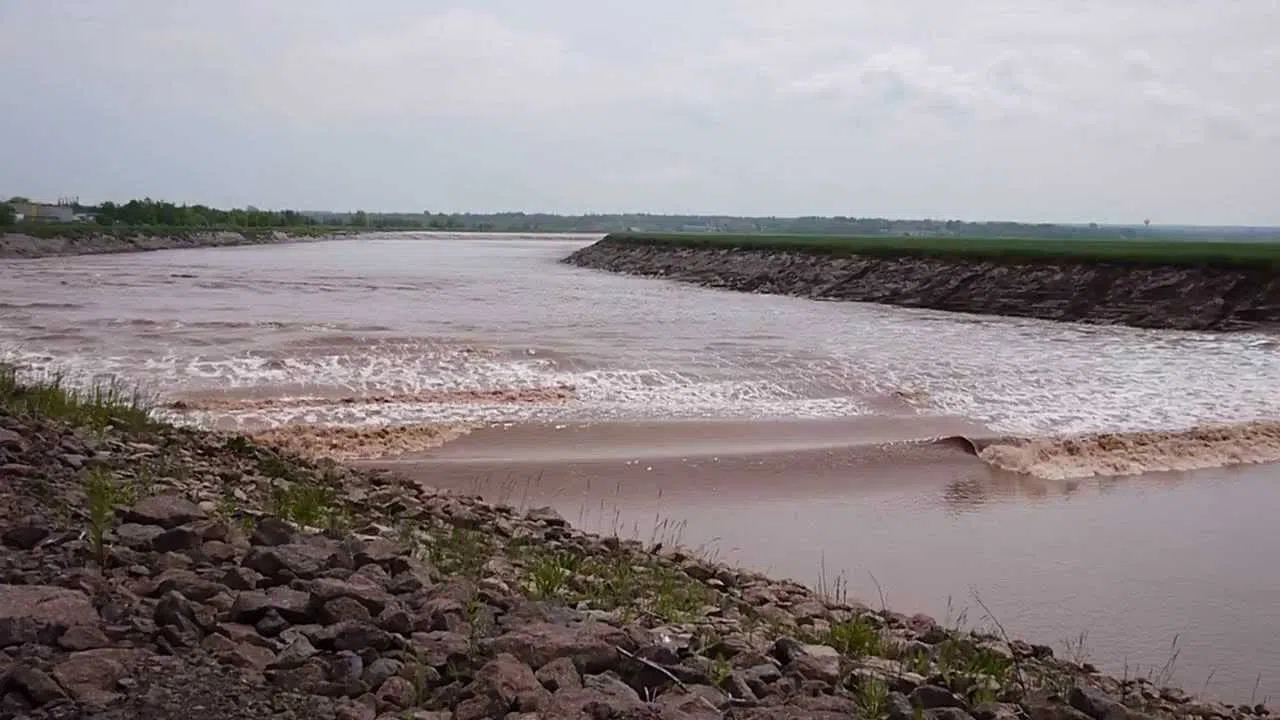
top-left (604, 232), bottom-right (1280, 270)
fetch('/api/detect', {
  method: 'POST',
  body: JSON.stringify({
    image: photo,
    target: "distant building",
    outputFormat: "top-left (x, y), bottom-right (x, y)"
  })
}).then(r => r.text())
top-left (10, 202), bottom-right (76, 223)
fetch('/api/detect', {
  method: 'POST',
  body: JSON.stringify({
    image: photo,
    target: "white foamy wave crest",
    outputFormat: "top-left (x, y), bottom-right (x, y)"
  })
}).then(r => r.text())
top-left (945, 420), bottom-right (1280, 480)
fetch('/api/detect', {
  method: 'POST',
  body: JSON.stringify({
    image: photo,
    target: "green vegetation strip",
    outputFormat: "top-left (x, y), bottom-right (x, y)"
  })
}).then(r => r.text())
top-left (604, 232), bottom-right (1280, 269)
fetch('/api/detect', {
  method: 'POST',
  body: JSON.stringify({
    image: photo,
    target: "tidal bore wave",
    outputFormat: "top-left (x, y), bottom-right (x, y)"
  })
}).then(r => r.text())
top-left (935, 420), bottom-right (1280, 480)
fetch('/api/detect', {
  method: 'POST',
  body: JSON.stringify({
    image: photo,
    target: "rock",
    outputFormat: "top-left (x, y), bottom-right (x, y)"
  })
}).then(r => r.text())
top-left (221, 566), bottom-right (263, 591)
top-left (545, 673), bottom-right (648, 717)
top-left (466, 653), bottom-right (550, 713)
top-left (11, 666), bottom-right (66, 705)
top-left (362, 657), bottom-right (403, 690)
top-left (928, 710), bottom-right (978, 720)
top-left (334, 698), bottom-right (377, 720)
top-left (244, 542), bottom-right (350, 582)
top-left (154, 590), bottom-right (198, 629)
top-left (269, 658), bottom-right (329, 694)
top-left (526, 506), bottom-right (567, 526)
top-left (123, 494), bottom-right (206, 528)
top-left (483, 621), bottom-right (630, 673)
top-left (912, 684), bottom-right (967, 710)
top-left (256, 610), bottom-right (291, 638)
top-left (57, 624), bottom-right (109, 650)
top-left (115, 522), bottom-right (164, 550)
top-left (52, 649), bottom-right (144, 706)
top-left (975, 701), bottom-right (1027, 720)
top-left (270, 635), bottom-right (319, 670)
top-left (773, 638), bottom-right (841, 684)
top-left (351, 537), bottom-right (401, 568)
top-left (330, 621), bottom-right (397, 652)
top-left (251, 517), bottom-right (296, 546)
top-left (230, 590), bottom-right (273, 623)
top-left (1028, 701), bottom-right (1097, 720)
top-left (327, 649), bottom-right (365, 687)
top-left (322, 597), bottom-right (373, 625)
top-left (656, 687), bottom-right (725, 719)
top-left (153, 569), bottom-right (224, 602)
top-left (60, 453), bottom-right (87, 469)
top-left (535, 656), bottom-right (582, 692)
top-left (269, 587), bottom-right (314, 623)
top-left (0, 427), bottom-right (26, 453)
top-left (1069, 686), bottom-right (1127, 720)
top-left (375, 676), bottom-right (417, 711)
top-left (152, 525), bottom-right (203, 553)
top-left (887, 691), bottom-right (916, 720)
top-left (202, 633), bottom-right (276, 670)
top-left (411, 630), bottom-right (472, 667)
top-left (0, 585), bottom-right (99, 647)
top-left (311, 575), bottom-right (391, 615)
top-left (2, 515), bottom-right (49, 550)
top-left (377, 606), bottom-right (414, 635)
top-left (201, 540), bottom-right (238, 563)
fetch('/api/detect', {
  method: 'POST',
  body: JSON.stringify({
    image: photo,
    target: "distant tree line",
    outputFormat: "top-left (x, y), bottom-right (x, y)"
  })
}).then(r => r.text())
top-left (92, 199), bottom-right (319, 228)
top-left (5, 195), bottom-right (1276, 241)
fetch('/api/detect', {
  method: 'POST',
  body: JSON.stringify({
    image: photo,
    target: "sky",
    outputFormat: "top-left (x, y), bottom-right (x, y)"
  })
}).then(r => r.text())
top-left (2, 1), bottom-right (1278, 224)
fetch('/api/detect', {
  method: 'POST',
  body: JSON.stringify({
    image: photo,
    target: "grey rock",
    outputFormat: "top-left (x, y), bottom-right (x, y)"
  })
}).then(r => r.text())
top-left (0, 585), bottom-right (99, 648)
top-left (114, 523), bottom-right (164, 550)
top-left (255, 609), bottom-right (290, 638)
top-left (244, 542), bottom-right (350, 582)
top-left (362, 657), bottom-right (402, 690)
top-left (411, 630), bottom-right (472, 667)
top-left (124, 493), bottom-right (206, 528)
top-left (3, 515), bottom-right (49, 550)
top-left (467, 652), bottom-right (551, 712)
top-left (251, 517), bottom-right (296, 546)
top-left (534, 656), bottom-right (582, 693)
top-left (912, 684), bottom-right (967, 710)
top-left (153, 569), bottom-right (224, 602)
top-left (270, 635), bottom-right (319, 670)
top-left (57, 624), bottom-right (110, 650)
top-left (52, 648), bottom-right (146, 706)
top-left (11, 666), bottom-right (66, 705)
top-left (482, 621), bottom-right (630, 673)
top-left (321, 596), bottom-right (373, 625)
top-left (0, 427), bottom-right (27, 453)
top-left (1070, 686), bottom-right (1128, 720)
top-left (330, 621), bottom-right (397, 652)
top-left (375, 676), bottom-right (417, 711)
top-left (928, 710), bottom-right (979, 720)
top-left (152, 525), bottom-right (203, 553)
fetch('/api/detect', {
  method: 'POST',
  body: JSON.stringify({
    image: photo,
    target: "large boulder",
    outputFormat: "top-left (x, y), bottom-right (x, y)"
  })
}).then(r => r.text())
top-left (0, 585), bottom-right (100, 648)
top-left (123, 494), bottom-right (206, 528)
top-left (483, 622), bottom-right (631, 674)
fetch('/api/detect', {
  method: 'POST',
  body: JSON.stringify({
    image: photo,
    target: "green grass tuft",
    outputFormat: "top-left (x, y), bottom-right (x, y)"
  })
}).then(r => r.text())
top-left (0, 365), bottom-right (155, 433)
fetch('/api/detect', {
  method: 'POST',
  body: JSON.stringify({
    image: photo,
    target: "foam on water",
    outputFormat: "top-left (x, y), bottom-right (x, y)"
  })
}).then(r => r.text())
top-left (3, 234), bottom-right (1280, 459)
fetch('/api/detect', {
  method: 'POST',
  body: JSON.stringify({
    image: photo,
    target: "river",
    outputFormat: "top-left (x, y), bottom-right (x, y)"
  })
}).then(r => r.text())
top-left (2, 232), bottom-right (1278, 703)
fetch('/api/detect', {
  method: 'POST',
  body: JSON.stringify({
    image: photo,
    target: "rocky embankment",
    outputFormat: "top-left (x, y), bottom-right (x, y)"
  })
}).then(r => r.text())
top-left (0, 407), bottom-right (1270, 718)
top-left (0, 231), bottom-right (339, 259)
top-left (564, 238), bottom-right (1280, 331)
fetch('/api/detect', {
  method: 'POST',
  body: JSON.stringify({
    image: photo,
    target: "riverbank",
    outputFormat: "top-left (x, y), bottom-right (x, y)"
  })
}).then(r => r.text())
top-left (563, 234), bottom-right (1280, 331)
top-left (0, 229), bottom-right (348, 259)
top-left (1, 372), bottom-right (1271, 719)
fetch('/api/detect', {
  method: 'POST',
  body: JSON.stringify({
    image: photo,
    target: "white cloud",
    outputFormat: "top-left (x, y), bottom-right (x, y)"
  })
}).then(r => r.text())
top-left (2, 1), bottom-right (1279, 222)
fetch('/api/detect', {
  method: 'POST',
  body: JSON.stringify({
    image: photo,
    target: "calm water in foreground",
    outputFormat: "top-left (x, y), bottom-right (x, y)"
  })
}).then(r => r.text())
top-left (2, 233), bottom-right (1278, 702)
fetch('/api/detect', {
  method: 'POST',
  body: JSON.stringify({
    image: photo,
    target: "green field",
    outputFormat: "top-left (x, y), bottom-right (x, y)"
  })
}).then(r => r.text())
top-left (603, 232), bottom-right (1280, 269)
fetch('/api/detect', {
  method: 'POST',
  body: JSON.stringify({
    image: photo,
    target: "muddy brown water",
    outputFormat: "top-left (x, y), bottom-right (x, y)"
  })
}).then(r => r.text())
top-left (3, 233), bottom-right (1279, 702)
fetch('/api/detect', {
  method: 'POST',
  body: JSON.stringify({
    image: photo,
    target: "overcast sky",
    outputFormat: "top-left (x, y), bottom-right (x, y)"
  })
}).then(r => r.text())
top-left (2, 1), bottom-right (1278, 224)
